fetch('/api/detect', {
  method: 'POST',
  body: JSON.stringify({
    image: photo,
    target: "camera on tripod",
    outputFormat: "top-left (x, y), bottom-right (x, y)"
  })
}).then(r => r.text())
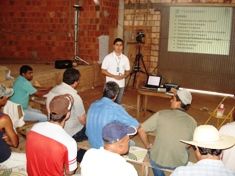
top-left (126, 31), bottom-right (148, 87)
top-left (136, 31), bottom-right (145, 43)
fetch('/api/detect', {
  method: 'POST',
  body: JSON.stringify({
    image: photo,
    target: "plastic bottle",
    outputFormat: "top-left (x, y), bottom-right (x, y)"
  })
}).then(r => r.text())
top-left (216, 103), bottom-right (225, 118)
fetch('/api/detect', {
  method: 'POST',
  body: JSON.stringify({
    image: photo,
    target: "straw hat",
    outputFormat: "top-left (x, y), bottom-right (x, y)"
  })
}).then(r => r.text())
top-left (181, 125), bottom-right (235, 150)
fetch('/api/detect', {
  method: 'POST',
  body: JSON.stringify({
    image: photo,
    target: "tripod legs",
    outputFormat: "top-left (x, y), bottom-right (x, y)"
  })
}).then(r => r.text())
top-left (74, 56), bottom-right (90, 65)
top-left (126, 53), bottom-right (148, 88)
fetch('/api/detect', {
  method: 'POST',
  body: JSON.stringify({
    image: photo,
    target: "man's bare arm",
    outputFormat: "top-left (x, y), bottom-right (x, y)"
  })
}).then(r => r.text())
top-left (78, 113), bottom-right (86, 125)
top-left (34, 87), bottom-right (52, 97)
top-left (1, 115), bottom-right (19, 147)
top-left (137, 125), bottom-right (151, 149)
top-left (101, 69), bottom-right (124, 80)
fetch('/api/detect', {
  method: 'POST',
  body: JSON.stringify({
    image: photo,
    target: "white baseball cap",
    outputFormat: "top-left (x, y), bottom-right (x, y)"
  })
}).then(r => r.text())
top-left (176, 89), bottom-right (192, 105)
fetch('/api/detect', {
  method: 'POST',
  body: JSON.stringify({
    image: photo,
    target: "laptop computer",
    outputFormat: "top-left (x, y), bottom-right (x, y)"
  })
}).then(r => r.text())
top-left (144, 75), bottom-right (162, 89)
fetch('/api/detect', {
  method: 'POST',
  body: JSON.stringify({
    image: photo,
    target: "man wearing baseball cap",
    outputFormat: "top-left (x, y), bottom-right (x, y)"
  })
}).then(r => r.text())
top-left (26, 94), bottom-right (78, 176)
top-left (171, 125), bottom-right (235, 176)
top-left (81, 121), bottom-right (138, 176)
top-left (141, 89), bottom-right (197, 176)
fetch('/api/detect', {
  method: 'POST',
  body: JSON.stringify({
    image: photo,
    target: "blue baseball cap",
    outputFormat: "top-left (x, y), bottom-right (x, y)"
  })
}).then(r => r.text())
top-left (102, 121), bottom-right (137, 144)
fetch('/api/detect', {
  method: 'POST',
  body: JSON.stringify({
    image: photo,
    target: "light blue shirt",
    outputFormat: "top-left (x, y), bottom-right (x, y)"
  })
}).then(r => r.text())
top-left (172, 159), bottom-right (235, 176)
top-left (86, 97), bottom-right (139, 148)
top-left (10, 76), bottom-right (37, 109)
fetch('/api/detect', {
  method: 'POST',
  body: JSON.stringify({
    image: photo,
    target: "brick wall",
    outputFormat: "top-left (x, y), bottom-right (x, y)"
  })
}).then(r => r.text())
top-left (124, 0), bottom-right (235, 74)
top-left (0, 0), bottom-right (119, 63)
top-left (1, 0), bottom-right (234, 65)
top-left (78, 0), bottom-right (119, 63)
top-left (124, 7), bottom-right (160, 74)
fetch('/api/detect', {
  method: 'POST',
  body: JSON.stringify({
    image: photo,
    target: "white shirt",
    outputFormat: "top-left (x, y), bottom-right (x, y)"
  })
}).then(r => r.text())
top-left (81, 147), bottom-right (138, 176)
top-left (101, 52), bottom-right (130, 88)
top-left (219, 122), bottom-right (235, 172)
top-left (45, 82), bottom-right (85, 136)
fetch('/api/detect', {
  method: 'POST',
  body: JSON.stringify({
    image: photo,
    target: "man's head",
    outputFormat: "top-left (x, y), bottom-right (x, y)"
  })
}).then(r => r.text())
top-left (48, 94), bottom-right (74, 123)
top-left (20, 65), bottom-right (33, 81)
top-left (170, 89), bottom-right (192, 110)
top-left (0, 84), bottom-right (14, 107)
top-left (113, 38), bottom-right (124, 55)
top-left (103, 81), bottom-right (119, 100)
top-left (181, 125), bottom-right (235, 160)
top-left (63, 68), bottom-right (80, 87)
top-left (102, 121), bottom-right (137, 155)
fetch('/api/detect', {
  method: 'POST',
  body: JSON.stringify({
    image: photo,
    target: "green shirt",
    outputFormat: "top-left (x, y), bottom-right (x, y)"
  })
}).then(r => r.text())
top-left (10, 76), bottom-right (37, 109)
top-left (142, 109), bottom-right (197, 168)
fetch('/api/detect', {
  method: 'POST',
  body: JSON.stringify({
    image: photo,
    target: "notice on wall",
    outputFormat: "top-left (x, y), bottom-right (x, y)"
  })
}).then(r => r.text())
top-left (168, 7), bottom-right (232, 55)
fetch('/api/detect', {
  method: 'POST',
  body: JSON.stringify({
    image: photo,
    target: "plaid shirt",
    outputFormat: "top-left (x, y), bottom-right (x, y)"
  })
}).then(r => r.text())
top-left (171, 159), bottom-right (235, 176)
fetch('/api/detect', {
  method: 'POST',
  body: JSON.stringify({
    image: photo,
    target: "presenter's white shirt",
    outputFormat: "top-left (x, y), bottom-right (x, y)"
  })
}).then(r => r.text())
top-left (101, 52), bottom-right (130, 88)
top-left (81, 147), bottom-right (138, 176)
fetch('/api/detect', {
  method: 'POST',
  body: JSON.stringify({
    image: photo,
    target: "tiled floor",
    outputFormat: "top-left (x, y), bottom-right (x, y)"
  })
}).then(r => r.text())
top-left (13, 85), bottom-right (234, 176)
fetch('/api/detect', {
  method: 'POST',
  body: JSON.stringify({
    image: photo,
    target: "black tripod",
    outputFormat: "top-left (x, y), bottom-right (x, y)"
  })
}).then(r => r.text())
top-left (127, 43), bottom-right (148, 87)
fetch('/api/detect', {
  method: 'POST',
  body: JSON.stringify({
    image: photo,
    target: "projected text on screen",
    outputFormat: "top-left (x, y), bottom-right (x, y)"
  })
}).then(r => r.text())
top-left (168, 7), bottom-right (232, 55)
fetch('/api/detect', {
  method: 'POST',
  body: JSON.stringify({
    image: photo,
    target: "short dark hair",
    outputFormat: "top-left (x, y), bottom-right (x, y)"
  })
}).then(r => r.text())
top-left (103, 81), bottom-right (119, 99)
top-left (20, 65), bottom-right (33, 75)
top-left (175, 94), bottom-right (190, 111)
top-left (49, 113), bottom-right (67, 123)
top-left (113, 38), bottom-right (124, 45)
top-left (192, 145), bottom-right (222, 156)
top-left (63, 68), bottom-right (80, 85)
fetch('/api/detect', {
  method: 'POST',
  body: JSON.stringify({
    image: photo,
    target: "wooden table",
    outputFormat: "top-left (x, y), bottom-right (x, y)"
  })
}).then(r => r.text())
top-left (137, 88), bottom-right (171, 118)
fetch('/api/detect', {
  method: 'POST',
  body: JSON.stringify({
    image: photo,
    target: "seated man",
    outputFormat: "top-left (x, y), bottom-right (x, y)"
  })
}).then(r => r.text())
top-left (45, 68), bottom-right (86, 141)
top-left (142, 89), bottom-right (197, 176)
top-left (81, 121), bottom-right (138, 176)
top-left (86, 81), bottom-right (150, 149)
top-left (219, 115), bottom-right (235, 172)
top-left (0, 84), bottom-right (26, 170)
top-left (10, 65), bottom-right (50, 122)
top-left (172, 125), bottom-right (235, 176)
top-left (26, 94), bottom-right (77, 175)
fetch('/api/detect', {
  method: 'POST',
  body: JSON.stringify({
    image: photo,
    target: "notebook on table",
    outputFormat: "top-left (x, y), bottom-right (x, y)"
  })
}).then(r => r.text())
top-left (123, 146), bottom-right (148, 163)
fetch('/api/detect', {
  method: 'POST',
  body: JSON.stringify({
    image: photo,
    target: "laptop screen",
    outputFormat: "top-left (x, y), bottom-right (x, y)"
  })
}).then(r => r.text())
top-left (145, 75), bottom-right (161, 88)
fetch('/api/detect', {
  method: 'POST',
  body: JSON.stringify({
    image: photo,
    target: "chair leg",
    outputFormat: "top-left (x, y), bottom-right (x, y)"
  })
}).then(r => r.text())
top-left (205, 113), bottom-right (214, 124)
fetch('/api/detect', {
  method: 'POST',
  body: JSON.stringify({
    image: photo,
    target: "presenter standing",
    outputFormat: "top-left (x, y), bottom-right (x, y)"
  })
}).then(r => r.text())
top-left (101, 38), bottom-right (130, 104)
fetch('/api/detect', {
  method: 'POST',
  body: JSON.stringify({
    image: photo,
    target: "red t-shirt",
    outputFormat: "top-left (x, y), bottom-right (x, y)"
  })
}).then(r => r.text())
top-left (26, 122), bottom-right (77, 176)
